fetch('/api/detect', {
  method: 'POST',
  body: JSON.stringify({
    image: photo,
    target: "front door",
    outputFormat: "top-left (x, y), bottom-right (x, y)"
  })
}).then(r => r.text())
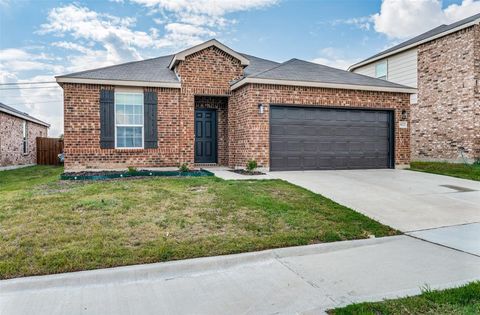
top-left (194, 109), bottom-right (217, 163)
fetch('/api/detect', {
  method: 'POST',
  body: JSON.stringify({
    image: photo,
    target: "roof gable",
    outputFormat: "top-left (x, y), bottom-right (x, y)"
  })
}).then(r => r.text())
top-left (168, 39), bottom-right (250, 69)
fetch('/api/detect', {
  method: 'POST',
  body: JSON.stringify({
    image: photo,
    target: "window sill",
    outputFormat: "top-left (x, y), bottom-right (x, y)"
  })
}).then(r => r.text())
top-left (114, 148), bottom-right (145, 153)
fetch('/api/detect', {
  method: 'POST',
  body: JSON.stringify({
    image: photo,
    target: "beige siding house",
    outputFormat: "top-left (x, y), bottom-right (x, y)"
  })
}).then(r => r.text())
top-left (349, 13), bottom-right (480, 163)
top-left (354, 49), bottom-right (417, 88)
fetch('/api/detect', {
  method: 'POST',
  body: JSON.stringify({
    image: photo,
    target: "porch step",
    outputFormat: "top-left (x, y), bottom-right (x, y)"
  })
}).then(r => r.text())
top-left (195, 163), bottom-right (218, 167)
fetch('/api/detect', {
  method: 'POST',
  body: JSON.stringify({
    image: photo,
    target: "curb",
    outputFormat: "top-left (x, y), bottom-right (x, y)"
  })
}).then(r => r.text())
top-left (0, 236), bottom-right (403, 292)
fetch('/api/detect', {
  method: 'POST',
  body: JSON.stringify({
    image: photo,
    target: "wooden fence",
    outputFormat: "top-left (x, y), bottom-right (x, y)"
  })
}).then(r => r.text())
top-left (36, 137), bottom-right (64, 165)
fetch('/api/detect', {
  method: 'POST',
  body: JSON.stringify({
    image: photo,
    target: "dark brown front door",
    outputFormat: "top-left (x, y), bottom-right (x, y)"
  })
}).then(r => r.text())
top-left (194, 109), bottom-right (217, 163)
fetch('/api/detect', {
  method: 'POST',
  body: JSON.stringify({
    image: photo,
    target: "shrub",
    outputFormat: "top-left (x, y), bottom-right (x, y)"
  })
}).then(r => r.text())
top-left (246, 160), bottom-right (258, 172)
top-left (127, 166), bottom-right (137, 173)
top-left (179, 163), bottom-right (189, 172)
top-left (474, 158), bottom-right (480, 166)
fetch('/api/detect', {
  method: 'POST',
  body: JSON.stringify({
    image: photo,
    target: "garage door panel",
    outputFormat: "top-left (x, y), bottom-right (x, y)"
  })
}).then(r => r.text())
top-left (270, 125), bottom-right (286, 136)
top-left (270, 106), bottom-right (393, 171)
top-left (287, 141), bottom-right (302, 151)
top-left (285, 125), bottom-right (305, 136)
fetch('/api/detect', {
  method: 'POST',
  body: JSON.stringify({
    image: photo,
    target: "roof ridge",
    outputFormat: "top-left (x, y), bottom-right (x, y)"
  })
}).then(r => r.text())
top-left (239, 53), bottom-right (280, 64)
top-left (249, 58), bottom-right (297, 78)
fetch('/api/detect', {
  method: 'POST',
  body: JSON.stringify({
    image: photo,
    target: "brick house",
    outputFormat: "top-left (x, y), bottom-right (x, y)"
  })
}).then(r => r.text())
top-left (56, 39), bottom-right (415, 172)
top-left (0, 102), bottom-right (50, 167)
top-left (349, 13), bottom-right (480, 163)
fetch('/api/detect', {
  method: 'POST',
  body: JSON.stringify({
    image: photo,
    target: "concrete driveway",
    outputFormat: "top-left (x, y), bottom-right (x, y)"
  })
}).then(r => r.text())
top-left (271, 169), bottom-right (480, 232)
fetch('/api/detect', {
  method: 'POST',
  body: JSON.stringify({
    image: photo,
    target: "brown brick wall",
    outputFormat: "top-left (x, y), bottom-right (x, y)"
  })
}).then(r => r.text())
top-left (413, 24), bottom-right (480, 162)
top-left (176, 46), bottom-right (244, 165)
top-left (229, 84), bottom-right (411, 168)
top-left (63, 45), bottom-right (412, 171)
top-left (63, 83), bottom-right (181, 170)
top-left (0, 112), bottom-right (48, 166)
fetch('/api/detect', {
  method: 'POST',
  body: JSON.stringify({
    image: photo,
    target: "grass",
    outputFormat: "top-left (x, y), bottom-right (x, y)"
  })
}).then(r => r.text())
top-left (329, 281), bottom-right (480, 315)
top-left (0, 165), bottom-right (397, 279)
top-left (410, 161), bottom-right (480, 181)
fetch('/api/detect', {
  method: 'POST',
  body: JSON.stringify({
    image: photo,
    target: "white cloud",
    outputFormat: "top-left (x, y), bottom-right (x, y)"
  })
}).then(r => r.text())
top-left (373, 0), bottom-right (480, 39)
top-left (0, 48), bottom-right (62, 73)
top-left (0, 72), bottom-right (64, 137)
top-left (17, 75), bottom-right (64, 137)
top-left (311, 47), bottom-right (357, 70)
top-left (38, 4), bottom-right (167, 64)
top-left (51, 41), bottom-right (91, 54)
top-left (132, 0), bottom-right (277, 23)
top-left (334, 16), bottom-right (373, 31)
top-left (162, 23), bottom-right (216, 46)
top-left (131, 0), bottom-right (277, 46)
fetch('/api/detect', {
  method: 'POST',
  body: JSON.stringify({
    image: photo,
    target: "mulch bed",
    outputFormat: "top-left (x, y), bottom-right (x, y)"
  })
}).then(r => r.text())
top-left (230, 169), bottom-right (266, 176)
top-left (60, 169), bottom-right (213, 180)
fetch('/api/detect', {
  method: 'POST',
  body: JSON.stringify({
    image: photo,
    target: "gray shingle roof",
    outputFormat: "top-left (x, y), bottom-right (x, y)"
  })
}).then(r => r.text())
top-left (248, 58), bottom-right (412, 89)
top-left (57, 55), bottom-right (179, 83)
top-left (58, 52), bottom-right (280, 83)
top-left (0, 102), bottom-right (50, 127)
top-left (57, 41), bottom-right (413, 91)
top-left (241, 53), bottom-right (280, 76)
top-left (350, 13), bottom-right (480, 70)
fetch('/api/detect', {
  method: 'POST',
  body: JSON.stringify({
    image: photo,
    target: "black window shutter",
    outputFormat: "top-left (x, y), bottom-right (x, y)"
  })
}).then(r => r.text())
top-left (144, 91), bottom-right (158, 149)
top-left (99, 89), bottom-right (115, 149)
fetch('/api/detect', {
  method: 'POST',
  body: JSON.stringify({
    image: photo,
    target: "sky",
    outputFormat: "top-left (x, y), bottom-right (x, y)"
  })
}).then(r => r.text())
top-left (1, 0), bottom-right (479, 137)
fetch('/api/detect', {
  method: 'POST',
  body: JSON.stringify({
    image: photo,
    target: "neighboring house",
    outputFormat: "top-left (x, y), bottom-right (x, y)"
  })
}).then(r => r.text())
top-left (0, 102), bottom-right (50, 167)
top-left (349, 13), bottom-right (480, 163)
top-left (56, 39), bottom-right (415, 172)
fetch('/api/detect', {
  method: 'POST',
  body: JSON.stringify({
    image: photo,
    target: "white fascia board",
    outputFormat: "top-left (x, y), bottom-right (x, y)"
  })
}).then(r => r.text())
top-left (230, 77), bottom-right (418, 94)
top-left (348, 18), bottom-right (480, 71)
top-left (0, 108), bottom-right (50, 127)
top-left (168, 39), bottom-right (250, 69)
top-left (56, 77), bottom-right (181, 88)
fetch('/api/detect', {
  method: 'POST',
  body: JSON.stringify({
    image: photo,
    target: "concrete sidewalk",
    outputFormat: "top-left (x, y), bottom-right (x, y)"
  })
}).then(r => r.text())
top-left (2, 235), bottom-right (479, 315)
top-left (408, 223), bottom-right (480, 256)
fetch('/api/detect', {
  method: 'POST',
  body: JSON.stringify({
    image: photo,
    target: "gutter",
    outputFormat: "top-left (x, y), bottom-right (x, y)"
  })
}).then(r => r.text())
top-left (55, 77), bottom-right (181, 89)
top-left (0, 108), bottom-right (50, 128)
top-left (348, 17), bottom-right (480, 71)
top-left (230, 77), bottom-right (417, 94)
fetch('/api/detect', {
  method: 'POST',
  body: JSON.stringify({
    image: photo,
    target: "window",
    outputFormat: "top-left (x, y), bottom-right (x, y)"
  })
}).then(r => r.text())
top-left (115, 93), bottom-right (144, 148)
top-left (375, 61), bottom-right (388, 80)
top-left (22, 121), bottom-right (28, 154)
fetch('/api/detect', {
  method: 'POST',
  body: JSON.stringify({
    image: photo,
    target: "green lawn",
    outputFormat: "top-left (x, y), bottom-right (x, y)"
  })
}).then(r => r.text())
top-left (329, 281), bottom-right (480, 315)
top-left (0, 166), bottom-right (397, 279)
top-left (410, 161), bottom-right (480, 181)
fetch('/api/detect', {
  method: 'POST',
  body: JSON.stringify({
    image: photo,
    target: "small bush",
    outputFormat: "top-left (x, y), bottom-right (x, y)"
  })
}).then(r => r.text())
top-left (246, 160), bottom-right (258, 172)
top-left (179, 163), bottom-right (189, 172)
top-left (474, 157), bottom-right (480, 166)
top-left (127, 166), bottom-right (137, 173)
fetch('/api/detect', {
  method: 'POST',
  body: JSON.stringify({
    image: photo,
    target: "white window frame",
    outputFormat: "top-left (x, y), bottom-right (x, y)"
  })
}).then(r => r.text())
top-left (114, 92), bottom-right (144, 149)
top-left (22, 120), bottom-right (28, 155)
top-left (375, 60), bottom-right (388, 80)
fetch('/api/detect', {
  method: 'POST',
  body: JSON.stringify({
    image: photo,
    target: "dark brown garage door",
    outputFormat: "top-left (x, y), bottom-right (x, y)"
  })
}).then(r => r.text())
top-left (270, 106), bottom-right (394, 171)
